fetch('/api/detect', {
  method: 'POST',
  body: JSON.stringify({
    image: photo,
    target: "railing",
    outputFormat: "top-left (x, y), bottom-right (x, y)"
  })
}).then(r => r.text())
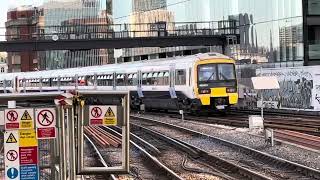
top-left (2, 20), bottom-right (239, 41)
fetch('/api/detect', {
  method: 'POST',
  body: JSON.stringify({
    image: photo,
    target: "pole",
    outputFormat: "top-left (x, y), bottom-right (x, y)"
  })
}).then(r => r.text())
top-left (68, 107), bottom-right (76, 180)
top-left (261, 90), bottom-right (264, 120)
top-left (58, 106), bottom-right (67, 180)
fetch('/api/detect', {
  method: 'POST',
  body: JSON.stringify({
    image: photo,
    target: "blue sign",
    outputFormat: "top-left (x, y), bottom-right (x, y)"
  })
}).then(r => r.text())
top-left (7, 167), bottom-right (19, 179)
top-left (20, 165), bottom-right (38, 180)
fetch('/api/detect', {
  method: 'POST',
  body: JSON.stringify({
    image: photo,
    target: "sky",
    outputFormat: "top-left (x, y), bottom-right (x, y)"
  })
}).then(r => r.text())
top-left (0, 0), bottom-right (43, 40)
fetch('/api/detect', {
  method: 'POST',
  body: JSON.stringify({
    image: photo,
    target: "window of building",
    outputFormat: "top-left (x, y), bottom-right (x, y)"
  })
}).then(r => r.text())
top-left (0, 67), bottom-right (4, 73)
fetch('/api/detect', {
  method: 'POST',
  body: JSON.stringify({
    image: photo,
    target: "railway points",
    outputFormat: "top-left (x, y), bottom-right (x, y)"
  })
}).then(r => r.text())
top-left (131, 114), bottom-right (320, 179)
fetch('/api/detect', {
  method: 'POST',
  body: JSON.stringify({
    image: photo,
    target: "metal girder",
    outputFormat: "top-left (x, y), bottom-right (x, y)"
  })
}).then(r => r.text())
top-left (0, 35), bottom-right (237, 52)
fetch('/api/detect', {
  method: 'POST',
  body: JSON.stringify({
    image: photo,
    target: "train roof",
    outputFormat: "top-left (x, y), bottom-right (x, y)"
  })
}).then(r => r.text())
top-left (0, 52), bottom-right (232, 80)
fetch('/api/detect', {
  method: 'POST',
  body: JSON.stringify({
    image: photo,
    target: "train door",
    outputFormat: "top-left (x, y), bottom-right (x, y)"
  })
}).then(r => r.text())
top-left (113, 72), bottom-right (116, 90)
top-left (169, 66), bottom-right (177, 98)
top-left (137, 70), bottom-right (143, 98)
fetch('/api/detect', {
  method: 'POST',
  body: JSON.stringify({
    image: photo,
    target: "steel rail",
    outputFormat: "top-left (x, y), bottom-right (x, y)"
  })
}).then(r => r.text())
top-left (83, 134), bottom-right (117, 180)
top-left (131, 115), bottom-right (320, 179)
top-left (130, 122), bottom-right (271, 180)
top-left (104, 126), bottom-right (183, 180)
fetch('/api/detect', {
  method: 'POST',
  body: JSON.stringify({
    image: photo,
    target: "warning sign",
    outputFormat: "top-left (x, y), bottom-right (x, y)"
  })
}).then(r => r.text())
top-left (104, 107), bottom-right (117, 126)
top-left (19, 129), bottom-right (38, 147)
top-left (35, 108), bottom-right (56, 139)
top-left (20, 109), bottom-right (34, 130)
top-left (35, 108), bottom-right (56, 128)
top-left (7, 110), bottom-right (18, 122)
top-left (4, 131), bottom-right (20, 171)
top-left (6, 150), bottom-right (18, 161)
top-left (5, 108), bottom-right (34, 130)
top-left (20, 146), bottom-right (38, 165)
top-left (89, 105), bottom-right (118, 126)
top-left (91, 107), bottom-right (102, 118)
top-left (6, 133), bottom-right (18, 143)
top-left (105, 107), bottom-right (115, 117)
top-left (21, 111), bottom-right (32, 121)
top-left (37, 127), bottom-right (56, 139)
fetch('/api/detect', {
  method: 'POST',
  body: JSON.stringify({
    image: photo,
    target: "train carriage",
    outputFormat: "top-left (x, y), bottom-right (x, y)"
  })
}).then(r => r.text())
top-left (0, 53), bottom-right (238, 112)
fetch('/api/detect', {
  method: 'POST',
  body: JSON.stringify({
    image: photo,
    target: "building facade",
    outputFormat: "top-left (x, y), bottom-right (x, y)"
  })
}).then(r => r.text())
top-left (132, 0), bottom-right (166, 12)
top-left (303, 0), bottom-right (320, 65)
top-left (5, 6), bottom-right (40, 72)
top-left (0, 53), bottom-right (8, 74)
top-left (39, 0), bottom-right (114, 70)
top-left (114, 0), bottom-right (319, 66)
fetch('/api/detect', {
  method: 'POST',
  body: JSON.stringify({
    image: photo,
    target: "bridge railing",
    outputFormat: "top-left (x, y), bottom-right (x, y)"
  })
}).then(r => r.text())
top-left (2, 20), bottom-right (239, 41)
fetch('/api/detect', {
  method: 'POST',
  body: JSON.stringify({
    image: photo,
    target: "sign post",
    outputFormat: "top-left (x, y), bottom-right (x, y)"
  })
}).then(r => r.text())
top-left (251, 76), bottom-right (280, 146)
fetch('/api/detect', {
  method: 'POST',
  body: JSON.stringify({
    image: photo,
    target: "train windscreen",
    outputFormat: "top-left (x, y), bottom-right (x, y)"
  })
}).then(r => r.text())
top-left (198, 63), bottom-right (236, 87)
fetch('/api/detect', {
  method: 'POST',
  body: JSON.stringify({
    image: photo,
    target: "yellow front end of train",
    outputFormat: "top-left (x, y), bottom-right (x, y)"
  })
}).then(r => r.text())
top-left (194, 58), bottom-right (238, 110)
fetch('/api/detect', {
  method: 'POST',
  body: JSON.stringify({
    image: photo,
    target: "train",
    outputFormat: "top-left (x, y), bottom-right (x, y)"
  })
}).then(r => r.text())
top-left (0, 53), bottom-right (238, 112)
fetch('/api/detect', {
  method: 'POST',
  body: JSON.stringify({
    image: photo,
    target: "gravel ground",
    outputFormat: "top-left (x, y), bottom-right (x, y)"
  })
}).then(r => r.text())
top-left (135, 122), bottom-right (313, 180)
top-left (132, 128), bottom-right (224, 180)
top-left (134, 114), bottom-right (320, 170)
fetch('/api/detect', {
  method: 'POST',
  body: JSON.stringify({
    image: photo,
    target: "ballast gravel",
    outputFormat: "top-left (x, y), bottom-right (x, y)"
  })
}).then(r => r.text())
top-left (134, 113), bottom-right (320, 170)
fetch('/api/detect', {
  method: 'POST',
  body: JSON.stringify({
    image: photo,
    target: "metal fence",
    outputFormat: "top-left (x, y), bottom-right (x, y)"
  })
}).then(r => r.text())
top-left (2, 20), bottom-right (239, 41)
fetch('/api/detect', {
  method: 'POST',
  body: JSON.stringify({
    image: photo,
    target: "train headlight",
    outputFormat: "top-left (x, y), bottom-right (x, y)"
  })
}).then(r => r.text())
top-left (226, 87), bottom-right (237, 93)
top-left (199, 89), bottom-right (211, 94)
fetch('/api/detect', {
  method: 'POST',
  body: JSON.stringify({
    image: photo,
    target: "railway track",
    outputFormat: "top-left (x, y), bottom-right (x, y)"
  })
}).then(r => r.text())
top-left (84, 133), bottom-right (116, 180)
top-left (109, 125), bottom-right (257, 180)
top-left (274, 130), bottom-right (320, 151)
top-left (85, 126), bottom-right (182, 179)
top-left (131, 115), bottom-right (320, 180)
top-left (152, 110), bottom-right (320, 135)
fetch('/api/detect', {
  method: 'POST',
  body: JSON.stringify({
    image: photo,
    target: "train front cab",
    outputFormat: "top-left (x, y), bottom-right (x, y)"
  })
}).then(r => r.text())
top-left (194, 58), bottom-right (238, 111)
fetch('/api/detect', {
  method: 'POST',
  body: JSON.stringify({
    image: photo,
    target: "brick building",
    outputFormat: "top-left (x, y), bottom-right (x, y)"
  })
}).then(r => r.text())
top-left (5, 5), bottom-right (43, 72)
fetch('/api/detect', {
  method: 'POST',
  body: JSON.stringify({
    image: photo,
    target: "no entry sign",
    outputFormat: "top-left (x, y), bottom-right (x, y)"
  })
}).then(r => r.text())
top-left (35, 108), bottom-right (56, 139)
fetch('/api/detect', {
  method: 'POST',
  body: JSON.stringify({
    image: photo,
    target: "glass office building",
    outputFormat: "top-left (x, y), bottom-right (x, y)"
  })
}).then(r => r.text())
top-left (305, 0), bottom-right (320, 65)
top-left (39, 0), bottom-right (114, 70)
top-left (113, 0), bottom-right (308, 65)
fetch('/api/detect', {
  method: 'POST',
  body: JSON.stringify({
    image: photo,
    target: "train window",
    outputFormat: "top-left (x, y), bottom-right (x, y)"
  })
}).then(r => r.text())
top-left (175, 69), bottom-right (186, 85)
top-left (152, 73), bottom-right (158, 78)
top-left (157, 71), bottom-right (169, 85)
top-left (218, 64), bottom-right (235, 80)
top-left (128, 73), bottom-right (137, 86)
top-left (142, 73), bottom-right (148, 79)
top-left (116, 74), bottom-right (127, 86)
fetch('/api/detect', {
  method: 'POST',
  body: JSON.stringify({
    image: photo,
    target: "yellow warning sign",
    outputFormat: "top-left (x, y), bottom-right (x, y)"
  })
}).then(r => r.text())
top-left (105, 107), bottom-right (115, 117)
top-left (19, 129), bottom-right (38, 147)
top-left (103, 107), bottom-right (117, 126)
top-left (21, 110), bottom-right (32, 121)
top-left (20, 110), bottom-right (34, 129)
top-left (6, 133), bottom-right (18, 143)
